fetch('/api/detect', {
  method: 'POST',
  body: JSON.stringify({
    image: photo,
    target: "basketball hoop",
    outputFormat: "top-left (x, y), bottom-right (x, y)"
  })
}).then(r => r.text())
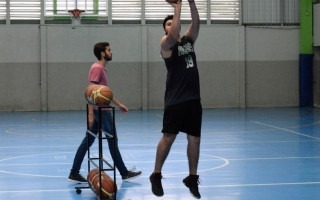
top-left (68, 9), bottom-right (85, 25)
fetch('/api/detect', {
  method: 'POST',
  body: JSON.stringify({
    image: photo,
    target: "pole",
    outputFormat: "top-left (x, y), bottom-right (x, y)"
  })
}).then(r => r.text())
top-left (299, 0), bottom-right (314, 107)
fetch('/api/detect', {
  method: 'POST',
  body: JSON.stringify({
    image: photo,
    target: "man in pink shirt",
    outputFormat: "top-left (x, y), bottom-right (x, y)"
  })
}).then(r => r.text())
top-left (69, 42), bottom-right (142, 183)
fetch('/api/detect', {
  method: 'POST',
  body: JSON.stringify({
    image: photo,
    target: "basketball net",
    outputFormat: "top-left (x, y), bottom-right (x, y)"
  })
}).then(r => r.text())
top-left (68, 9), bottom-right (85, 25)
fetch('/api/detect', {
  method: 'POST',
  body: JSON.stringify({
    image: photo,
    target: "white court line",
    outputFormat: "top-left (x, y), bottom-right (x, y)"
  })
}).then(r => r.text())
top-left (252, 121), bottom-right (320, 140)
top-left (0, 170), bottom-right (66, 178)
top-left (0, 163), bottom-right (71, 166)
top-left (0, 152), bottom-right (75, 178)
top-left (0, 145), bottom-right (76, 149)
top-left (0, 159), bottom-right (220, 167)
top-left (1, 156), bottom-right (319, 167)
top-left (228, 156), bottom-right (320, 161)
top-left (0, 140), bottom-right (310, 149)
top-left (0, 151), bottom-right (229, 178)
top-left (0, 152), bottom-right (74, 162)
top-left (5, 128), bottom-right (83, 133)
top-left (1, 181), bottom-right (320, 194)
top-left (200, 181), bottom-right (320, 188)
top-left (0, 189), bottom-right (76, 193)
top-left (165, 154), bottom-right (229, 176)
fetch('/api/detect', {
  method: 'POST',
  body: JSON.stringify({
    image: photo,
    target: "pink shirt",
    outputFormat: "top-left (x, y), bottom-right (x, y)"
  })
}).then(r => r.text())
top-left (88, 63), bottom-right (110, 109)
top-left (88, 63), bottom-right (108, 86)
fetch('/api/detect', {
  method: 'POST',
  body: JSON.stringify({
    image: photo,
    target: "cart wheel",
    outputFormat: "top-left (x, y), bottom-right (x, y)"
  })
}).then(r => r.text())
top-left (76, 188), bottom-right (82, 194)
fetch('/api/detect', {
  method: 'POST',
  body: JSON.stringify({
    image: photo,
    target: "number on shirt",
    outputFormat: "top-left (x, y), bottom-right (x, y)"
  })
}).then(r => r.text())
top-left (185, 55), bottom-right (194, 69)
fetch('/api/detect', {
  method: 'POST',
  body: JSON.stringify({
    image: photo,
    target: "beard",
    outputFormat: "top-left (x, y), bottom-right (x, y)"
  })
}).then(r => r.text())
top-left (104, 55), bottom-right (112, 61)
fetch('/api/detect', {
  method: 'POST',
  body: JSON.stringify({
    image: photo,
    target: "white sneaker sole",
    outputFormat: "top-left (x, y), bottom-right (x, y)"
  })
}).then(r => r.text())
top-left (68, 178), bottom-right (87, 184)
top-left (122, 173), bottom-right (142, 182)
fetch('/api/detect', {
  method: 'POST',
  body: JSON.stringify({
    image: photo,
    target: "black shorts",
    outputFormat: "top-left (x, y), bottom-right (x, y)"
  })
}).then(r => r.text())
top-left (162, 100), bottom-right (202, 137)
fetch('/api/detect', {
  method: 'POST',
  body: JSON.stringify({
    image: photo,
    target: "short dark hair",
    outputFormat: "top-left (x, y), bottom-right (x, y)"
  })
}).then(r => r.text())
top-left (93, 42), bottom-right (110, 60)
top-left (163, 15), bottom-right (173, 31)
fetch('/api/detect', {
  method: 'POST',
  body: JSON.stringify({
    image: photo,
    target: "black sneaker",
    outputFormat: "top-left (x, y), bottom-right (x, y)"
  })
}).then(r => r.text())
top-left (68, 173), bottom-right (87, 183)
top-left (122, 170), bottom-right (142, 181)
top-left (149, 172), bottom-right (164, 197)
top-left (183, 175), bottom-right (201, 199)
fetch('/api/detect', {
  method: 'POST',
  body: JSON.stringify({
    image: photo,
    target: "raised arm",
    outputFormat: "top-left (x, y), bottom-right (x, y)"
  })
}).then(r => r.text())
top-left (161, 1), bottom-right (182, 56)
top-left (184, 0), bottom-right (200, 42)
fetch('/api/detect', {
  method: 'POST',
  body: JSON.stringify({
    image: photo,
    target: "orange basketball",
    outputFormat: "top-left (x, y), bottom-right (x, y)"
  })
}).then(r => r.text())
top-left (87, 168), bottom-right (99, 185)
top-left (92, 172), bottom-right (116, 199)
top-left (84, 85), bottom-right (113, 106)
top-left (84, 84), bottom-right (99, 104)
top-left (92, 85), bottom-right (113, 106)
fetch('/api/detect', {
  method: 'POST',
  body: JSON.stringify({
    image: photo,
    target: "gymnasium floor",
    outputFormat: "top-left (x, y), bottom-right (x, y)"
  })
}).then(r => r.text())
top-left (0, 107), bottom-right (320, 200)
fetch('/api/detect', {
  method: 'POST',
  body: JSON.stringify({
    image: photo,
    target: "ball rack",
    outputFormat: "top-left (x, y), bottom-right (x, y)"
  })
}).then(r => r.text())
top-left (75, 103), bottom-right (117, 200)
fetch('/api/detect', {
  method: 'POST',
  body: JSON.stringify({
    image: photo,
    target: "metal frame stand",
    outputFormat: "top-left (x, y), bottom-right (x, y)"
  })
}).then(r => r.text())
top-left (75, 104), bottom-right (117, 200)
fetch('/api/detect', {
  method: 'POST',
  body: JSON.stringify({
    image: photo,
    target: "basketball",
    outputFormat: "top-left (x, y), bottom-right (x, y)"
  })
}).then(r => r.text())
top-left (92, 85), bottom-right (113, 105)
top-left (166, 0), bottom-right (180, 3)
top-left (92, 172), bottom-right (117, 199)
top-left (84, 84), bottom-right (99, 105)
top-left (87, 168), bottom-right (99, 185)
top-left (84, 84), bottom-right (113, 106)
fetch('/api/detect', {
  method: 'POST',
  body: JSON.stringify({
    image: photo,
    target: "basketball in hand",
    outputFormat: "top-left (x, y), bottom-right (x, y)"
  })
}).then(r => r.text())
top-left (166, 0), bottom-right (180, 3)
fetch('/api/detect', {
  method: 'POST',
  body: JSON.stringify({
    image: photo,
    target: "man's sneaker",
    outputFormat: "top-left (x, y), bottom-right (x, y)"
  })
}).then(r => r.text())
top-left (68, 173), bottom-right (87, 183)
top-left (122, 170), bottom-right (142, 181)
top-left (149, 172), bottom-right (164, 197)
top-left (183, 175), bottom-right (201, 199)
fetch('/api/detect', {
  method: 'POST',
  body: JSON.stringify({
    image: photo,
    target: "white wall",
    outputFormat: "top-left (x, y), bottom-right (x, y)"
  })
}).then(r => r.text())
top-left (0, 26), bottom-right (41, 111)
top-left (314, 3), bottom-right (320, 46)
top-left (245, 27), bottom-right (300, 107)
top-left (314, 47), bottom-right (320, 108)
top-left (0, 24), bottom-right (300, 111)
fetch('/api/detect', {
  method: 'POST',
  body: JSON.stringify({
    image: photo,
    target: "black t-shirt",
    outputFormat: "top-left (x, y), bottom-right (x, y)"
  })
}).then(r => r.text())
top-left (163, 36), bottom-right (201, 106)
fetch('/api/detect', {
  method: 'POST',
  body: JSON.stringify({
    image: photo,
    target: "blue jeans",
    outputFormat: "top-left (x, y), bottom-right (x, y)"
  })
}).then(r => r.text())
top-left (70, 109), bottom-right (128, 177)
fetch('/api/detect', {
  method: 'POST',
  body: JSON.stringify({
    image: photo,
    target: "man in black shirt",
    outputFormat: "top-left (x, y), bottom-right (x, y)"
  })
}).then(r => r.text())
top-left (150, 0), bottom-right (202, 199)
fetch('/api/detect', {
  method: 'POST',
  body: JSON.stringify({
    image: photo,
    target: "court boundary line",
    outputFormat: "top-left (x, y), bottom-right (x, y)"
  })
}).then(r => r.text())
top-left (0, 151), bottom-right (229, 178)
top-left (252, 121), bottom-right (320, 140)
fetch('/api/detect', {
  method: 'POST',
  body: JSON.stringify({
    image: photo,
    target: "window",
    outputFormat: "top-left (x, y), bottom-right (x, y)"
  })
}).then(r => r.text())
top-left (45, 0), bottom-right (108, 18)
top-left (283, 0), bottom-right (299, 24)
top-left (242, 0), bottom-right (299, 25)
top-left (10, 0), bottom-right (41, 20)
top-left (0, 0), bottom-right (299, 25)
top-left (0, 0), bottom-right (6, 20)
top-left (145, 0), bottom-right (170, 21)
top-left (211, 0), bottom-right (239, 21)
top-left (145, 0), bottom-right (208, 21)
top-left (112, 0), bottom-right (140, 20)
top-left (1, 0), bottom-right (240, 23)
